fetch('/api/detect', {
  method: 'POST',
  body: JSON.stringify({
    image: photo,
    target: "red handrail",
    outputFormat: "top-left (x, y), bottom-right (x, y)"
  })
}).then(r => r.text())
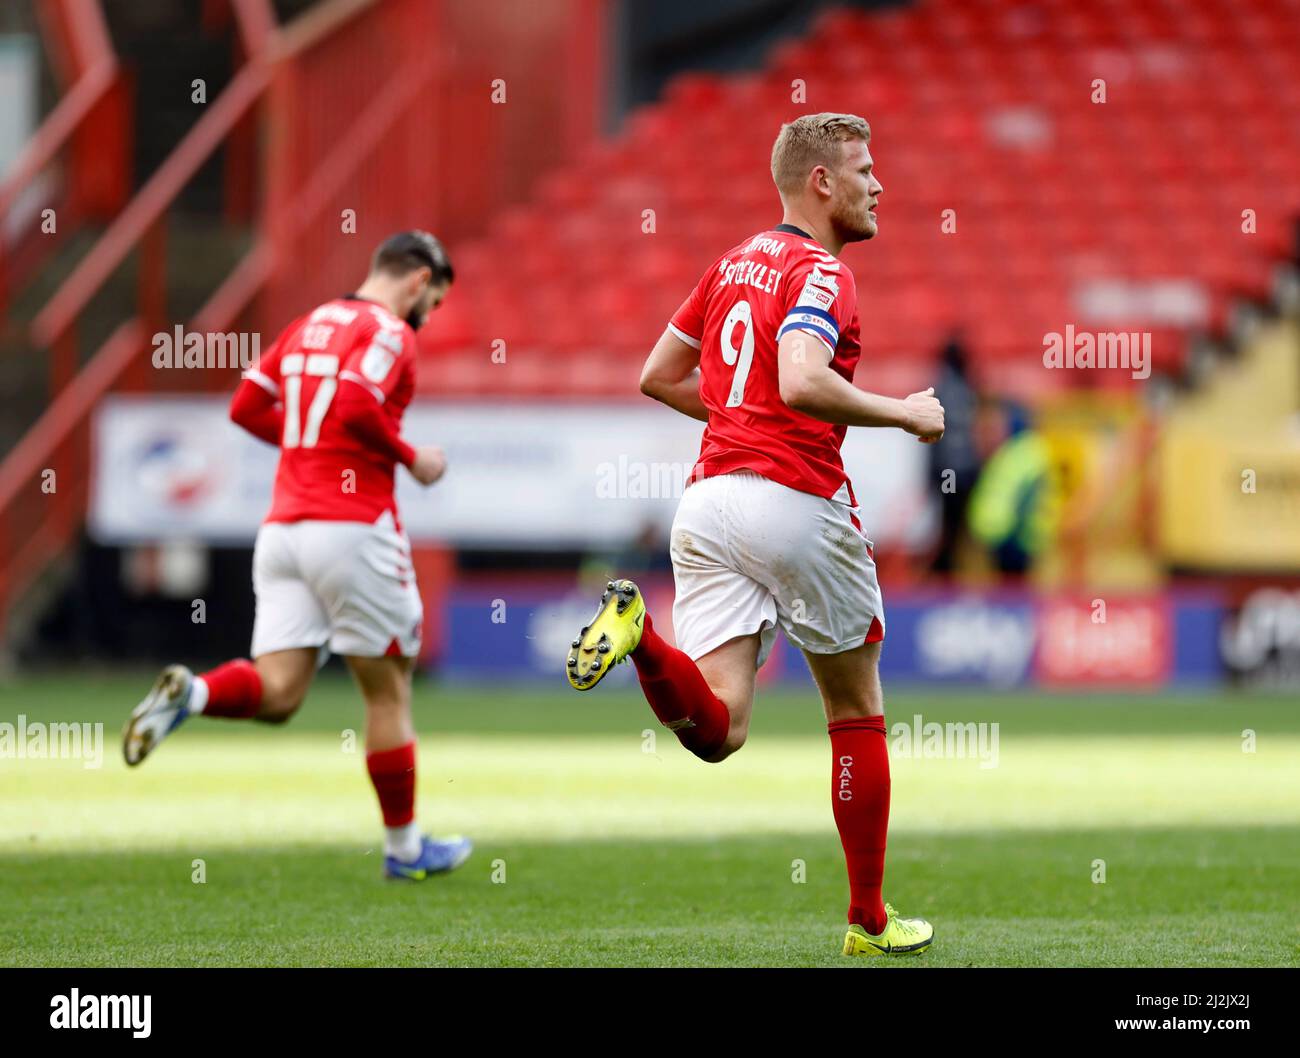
top-left (29, 63), bottom-right (271, 351)
top-left (0, 66), bottom-right (114, 222)
top-left (0, 0), bottom-right (116, 214)
top-left (27, 0), bottom-right (375, 353)
top-left (0, 0), bottom-right (279, 648)
top-left (0, 0), bottom-right (418, 647)
top-left (0, 0), bottom-right (119, 314)
top-left (276, 0), bottom-right (376, 55)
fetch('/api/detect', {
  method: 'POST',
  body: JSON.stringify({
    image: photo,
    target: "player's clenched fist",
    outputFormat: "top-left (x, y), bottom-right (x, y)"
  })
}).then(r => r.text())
top-left (409, 445), bottom-right (448, 485)
top-left (902, 387), bottom-right (945, 443)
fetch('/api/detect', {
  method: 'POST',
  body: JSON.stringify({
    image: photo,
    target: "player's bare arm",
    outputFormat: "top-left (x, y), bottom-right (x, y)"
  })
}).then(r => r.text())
top-left (776, 330), bottom-right (945, 441)
top-left (639, 328), bottom-right (709, 423)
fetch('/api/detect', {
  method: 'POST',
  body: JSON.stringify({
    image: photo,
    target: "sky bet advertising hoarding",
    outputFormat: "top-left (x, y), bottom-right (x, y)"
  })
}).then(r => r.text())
top-left (92, 395), bottom-right (1247, 689)
top-left (437, 579), bottom-right (1227, 688)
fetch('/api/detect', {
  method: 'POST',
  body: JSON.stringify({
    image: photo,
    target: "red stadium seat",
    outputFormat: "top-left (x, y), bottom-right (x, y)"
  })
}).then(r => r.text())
top-left (424, 0), bottom-right (1300, 398)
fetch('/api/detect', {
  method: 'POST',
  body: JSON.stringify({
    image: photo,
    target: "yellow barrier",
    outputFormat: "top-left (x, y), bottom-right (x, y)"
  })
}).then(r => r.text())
top-left (1158, 431), bottom-right (1300, 570)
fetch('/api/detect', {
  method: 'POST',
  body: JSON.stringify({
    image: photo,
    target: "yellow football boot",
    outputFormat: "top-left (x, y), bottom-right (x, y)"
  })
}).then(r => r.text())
top-left (566, 579), bottom-right (645, 690)
top-left (842, 903), bottom-right (934, 957)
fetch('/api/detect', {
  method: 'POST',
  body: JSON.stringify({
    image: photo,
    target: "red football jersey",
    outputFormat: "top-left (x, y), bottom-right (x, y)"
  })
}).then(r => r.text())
top-left (669, 224), bottom-right (861, 501)
top-left (244, 296), bottom-right (417, 524)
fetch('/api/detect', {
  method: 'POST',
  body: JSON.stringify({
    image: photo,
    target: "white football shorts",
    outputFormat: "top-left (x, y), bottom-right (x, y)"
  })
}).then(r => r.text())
top-left (669, 470), bottom-right (884, 667)
top-left (250, 509), bottom-right (423, 659)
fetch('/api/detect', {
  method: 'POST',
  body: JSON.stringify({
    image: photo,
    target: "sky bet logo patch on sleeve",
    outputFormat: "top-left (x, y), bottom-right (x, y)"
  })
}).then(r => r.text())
top-left (796, 264), bottom-right (839, 312)
top-left (797, 281), bottom-right (835, 311)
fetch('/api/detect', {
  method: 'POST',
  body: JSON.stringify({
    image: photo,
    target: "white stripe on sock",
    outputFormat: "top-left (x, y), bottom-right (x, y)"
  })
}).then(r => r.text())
top-left (385, 821), bottom-right (422, 862)
top-left (188, 676), bottom-right (209, 715)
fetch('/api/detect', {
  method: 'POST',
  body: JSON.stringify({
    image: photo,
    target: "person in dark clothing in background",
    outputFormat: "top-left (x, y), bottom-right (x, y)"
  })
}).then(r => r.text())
top-left (926, 333), bottom-right (981, 575)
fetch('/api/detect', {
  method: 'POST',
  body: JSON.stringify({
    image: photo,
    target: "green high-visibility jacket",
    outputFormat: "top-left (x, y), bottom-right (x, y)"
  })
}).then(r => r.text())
top-left (967, 432), bottom-right (1057, 555)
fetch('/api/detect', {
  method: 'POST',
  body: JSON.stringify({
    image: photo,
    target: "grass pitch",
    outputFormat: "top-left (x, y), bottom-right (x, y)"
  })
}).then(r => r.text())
top-left (2, 671), bottom-right (1298, 967)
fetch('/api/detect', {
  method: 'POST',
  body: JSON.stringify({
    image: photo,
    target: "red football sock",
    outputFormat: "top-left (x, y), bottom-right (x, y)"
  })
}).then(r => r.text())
top-left (630, 612), bottom-right (731, 759)
top-left (366, 741), bottom-right (416, 826)
top-left (197, 659), bottom-right (262, 719)
top-left (829, 715), bottom-right (891, 934)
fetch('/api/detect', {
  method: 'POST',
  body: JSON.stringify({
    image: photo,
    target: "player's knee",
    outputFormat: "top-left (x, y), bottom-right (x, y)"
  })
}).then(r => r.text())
top-left (700, 710), bottom-right (749, 762)
top-left (258, 701), bottom-right (302, 724)
top-left (701, 728), bottom-right (747, 763)
top-left (257, 681), bottom-right (307, 723)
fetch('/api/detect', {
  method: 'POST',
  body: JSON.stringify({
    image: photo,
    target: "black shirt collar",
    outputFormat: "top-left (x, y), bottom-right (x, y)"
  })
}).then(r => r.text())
top-left (772, 223), bottom-right (812, 239)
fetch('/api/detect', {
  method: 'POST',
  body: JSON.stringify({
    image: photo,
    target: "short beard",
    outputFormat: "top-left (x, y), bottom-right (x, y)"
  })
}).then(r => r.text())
top-left (830, 199), bottom-right (876, 244)
top-left (405, 308), bottom-right (426, 330)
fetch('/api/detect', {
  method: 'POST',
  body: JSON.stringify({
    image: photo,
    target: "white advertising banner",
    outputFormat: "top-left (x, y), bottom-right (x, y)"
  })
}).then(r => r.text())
top-left (90, 397), bottom-right (932, 549)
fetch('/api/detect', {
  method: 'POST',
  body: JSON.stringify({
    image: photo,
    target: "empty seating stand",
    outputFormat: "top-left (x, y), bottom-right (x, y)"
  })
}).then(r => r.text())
top-left (417, 0), bottom-right (1300, 400)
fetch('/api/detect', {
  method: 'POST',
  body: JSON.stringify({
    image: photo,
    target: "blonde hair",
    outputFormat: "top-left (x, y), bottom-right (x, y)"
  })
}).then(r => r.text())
top-left (770, 112), bottom-right (871, 195)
